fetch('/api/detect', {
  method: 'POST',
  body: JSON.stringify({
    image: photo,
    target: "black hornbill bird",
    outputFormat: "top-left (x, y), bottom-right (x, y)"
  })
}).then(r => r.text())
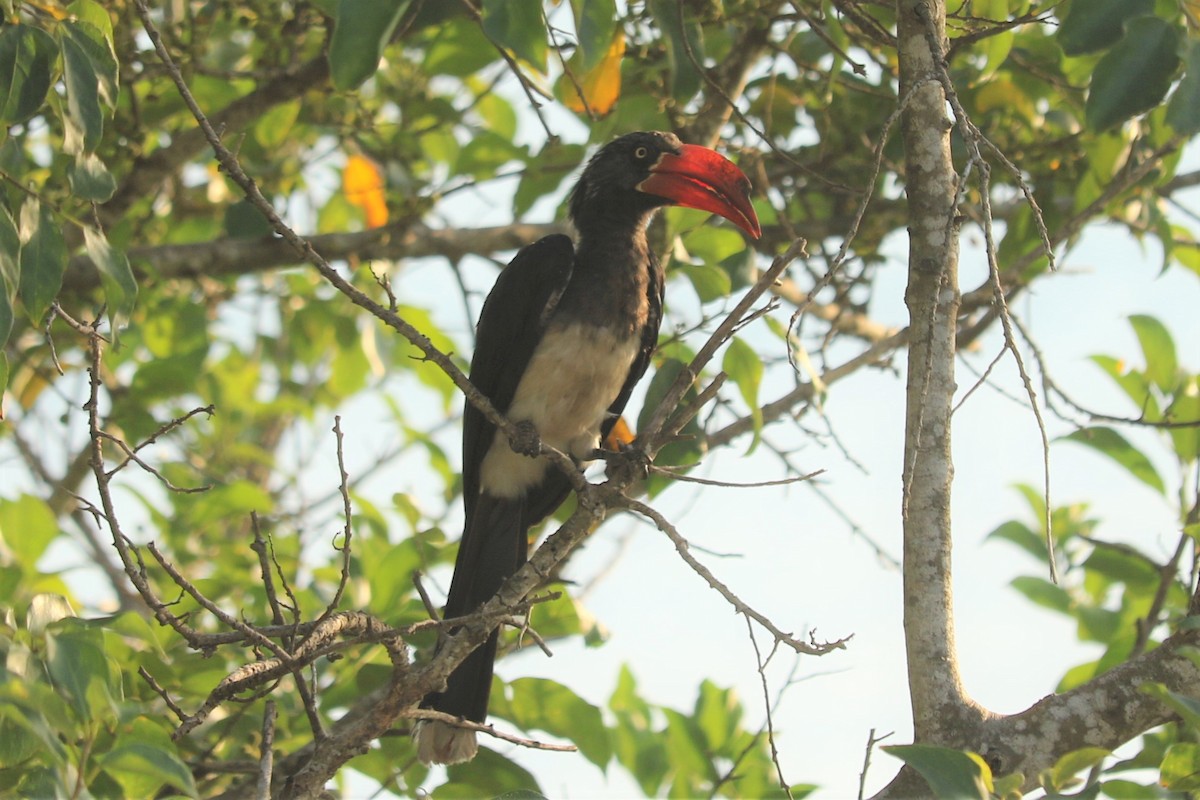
top-left (415, 131), bottom-right (760, 765)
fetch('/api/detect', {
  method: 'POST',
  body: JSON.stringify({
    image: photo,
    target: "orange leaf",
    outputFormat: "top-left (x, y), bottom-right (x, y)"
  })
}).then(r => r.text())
top-left (564, 30), bottom-right (625, 116)
top-left (342, 155), bottom-right (388, 228)
top-left (603, 415), bottom-right (635, 450)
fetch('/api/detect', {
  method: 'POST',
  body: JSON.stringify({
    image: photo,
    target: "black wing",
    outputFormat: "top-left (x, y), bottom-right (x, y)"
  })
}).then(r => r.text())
top-left (462, 234), bottom-right (575, 525)
top-left (601, 252), bottom-right (665, 440)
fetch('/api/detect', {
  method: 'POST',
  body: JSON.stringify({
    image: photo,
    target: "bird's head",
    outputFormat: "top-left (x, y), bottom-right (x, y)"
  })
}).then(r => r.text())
top-left (568, 131), bottom-right (761, 239)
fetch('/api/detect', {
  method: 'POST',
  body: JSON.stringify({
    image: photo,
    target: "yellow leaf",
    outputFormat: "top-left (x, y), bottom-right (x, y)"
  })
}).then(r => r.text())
top-left (27, 0), bottom-right (70, 20)
top-left (342, 154), bottom-right (388, 228)
top-left (564, 30), bottom-right (625, 116)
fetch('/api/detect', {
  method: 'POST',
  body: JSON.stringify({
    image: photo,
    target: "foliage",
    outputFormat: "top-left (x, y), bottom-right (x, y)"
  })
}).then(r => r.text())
top-left (986, 315), bottom-right (1200, 798)
top-left (0, 0), bottom-right (1196, 797)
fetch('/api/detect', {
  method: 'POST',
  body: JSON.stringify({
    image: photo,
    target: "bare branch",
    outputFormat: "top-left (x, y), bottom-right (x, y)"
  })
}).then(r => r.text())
top-left (616, 492), bottom-right (850, 657)
top-left (256, 701), bottom-right (276, 800)
top-left (406, 708), bottom-right (577, 753)
top-left (745, 617), bottom-right (794, 799)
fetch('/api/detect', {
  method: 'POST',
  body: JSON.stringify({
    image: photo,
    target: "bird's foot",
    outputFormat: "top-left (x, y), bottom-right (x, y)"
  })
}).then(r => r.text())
top-left (507, 420), bottom-right (542, 458)
top-left (592, 441), bottom-right (651, 484)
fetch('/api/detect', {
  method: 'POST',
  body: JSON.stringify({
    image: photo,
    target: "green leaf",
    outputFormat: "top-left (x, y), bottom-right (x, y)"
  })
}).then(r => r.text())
top-left (68, 151), bottom-right (117, 201)
top-left (1060, 427), bottom-right (1165, 495)
top-left (1166, 382), bottom-right (1200, 464)
top-left (609, 663), bottom-right (652, 726)
top-left (252, 99), bottom-right (301, 150)
top-left (224, 199), bottom-right (273, 239)
top-left (364, 539), bottom-right (420, 612)
top-left (61, 20), bottom-right (118, 108)
top-left (0, 495), bottom-right (58, 569)
top-left (1076, 605), bottom-right (1121, 643)
top-left (1081, 544), bottom-right (1158, 591)
top-left (1057, 0), bottom-right (1152, 56)
top-left (98, 718), bottom-right (197, 798)
top-left (723, 336), bottom-right (763, 450)
top-left (456, 130), bottom-right (525, 178)
top-left (1168, 40), bottom-right (1200, 134)
top-left (513, 142), bottom-right (585, 217)
top-left (662, 708), bottom-right (712, 785)
top-left (59, 25), bottom-right (105, 154)
top-left (571, 0), bottom-right (617, 70)
top-left (0, 712), bottom-right (42, 769)
top-left (987, 519), bottom-right (1045, 561)
top-left (1047, 747), bottom-right (1109, 792)
top-left (424, 18), bottom-right (496, 77)
top-left (0, 204), bottom-right (17, 348)
top-left (1085, 17), bottom-right (1181, 132)
top-left (183, 481), bottom-right (272, 526)
top-left (1010, 575), bottom-right (1072, 614)
top-left (1159, 743), bottom-right (1200, 791)
top-left (475, 92), bottom-right (517, 140)
top-left (0, 25), bottom-right (56, 124)
top-left (1128, 314), bottom-right (1177, 392)
top-left (67, 1), bottom-right (114, 41)
top-left (678, 263), bottom-right (731, 303)
top-left (682, 225), bottom-right (747, 267)
top-left (1141, 683), bottom-right (1200, 731)
top-left (1090, 355), bottom-right (1157, 416)
top-left (884, 745), bottom-right (993, 800)
top-left (44, 622), bottom-right (118, 722)
top-left (17, 198), bottom-right (67, 324)
top-left (481, 0), bottom-right (548, 73)
top-left (439, 746), bottom-right (542, 798)
top-left (83, 227), bottom-right (137, 335)
top-left (1099, 779), bottom-right (1167, 799)
top-left (497, 678), bottom-right (612, 769)
top-left (329, 0), bottom-right (411, 90)
top-left (979, 29), bottom-right (1013, 81)
top-left (695, 680), bottom-right (741, 753)
top-left (648, 0), bottom-right (704, 101)
top-left (636, 356), bottom-right (706, 472)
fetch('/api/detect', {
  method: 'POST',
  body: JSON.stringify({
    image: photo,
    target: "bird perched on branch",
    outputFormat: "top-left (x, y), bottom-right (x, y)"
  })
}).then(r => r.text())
top-left (415, 131), bottom-right (760, 765)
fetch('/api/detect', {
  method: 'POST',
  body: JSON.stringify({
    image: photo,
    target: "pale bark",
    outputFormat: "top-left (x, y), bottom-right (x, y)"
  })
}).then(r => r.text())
top-left (874, 1), bottom-right (1200, 796)
top-left (895, 0), bottom-right (975, 740)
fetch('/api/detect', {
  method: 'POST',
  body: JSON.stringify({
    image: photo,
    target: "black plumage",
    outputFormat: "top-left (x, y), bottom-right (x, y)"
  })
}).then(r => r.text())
top-left (415, 131), bottom-right (758, 765)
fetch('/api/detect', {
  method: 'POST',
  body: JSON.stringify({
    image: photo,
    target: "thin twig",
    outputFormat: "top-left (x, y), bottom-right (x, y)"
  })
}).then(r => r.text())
top-left (99, 431), bottom-right (212, 492)
top-left (787, 78), bottom-right (923, 373)
top-left (133, 0), bottom-right (586, 501)
top-left (456, 0), bottom-right (556, 141)
top-left (651, 465), bottom-right (823, 489)
top-left (139, 667), bottom-right (188, 722)
top-left (745, 616), bottom-right (793, 799)
top-left (405, 708), bottom-right (577, 753)
top-left (857, 728), bottom-right (893, 800)
top-left (255, 700), bottom-right (276, 800)
top-left (617, 492), bottom-right (851, 656)
top-left (321, 416), bottom-right (355, 618)
top-left (643, 239), bottom-right (805, 452)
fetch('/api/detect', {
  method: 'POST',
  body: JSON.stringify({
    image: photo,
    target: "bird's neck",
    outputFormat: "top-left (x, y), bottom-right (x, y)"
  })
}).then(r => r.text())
top-left (558, 219), bottom-right (659, 337)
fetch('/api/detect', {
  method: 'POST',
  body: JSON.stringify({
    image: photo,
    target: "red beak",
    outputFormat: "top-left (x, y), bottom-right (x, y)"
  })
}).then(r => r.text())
top-left (637, 144), bottom-right (761, 238)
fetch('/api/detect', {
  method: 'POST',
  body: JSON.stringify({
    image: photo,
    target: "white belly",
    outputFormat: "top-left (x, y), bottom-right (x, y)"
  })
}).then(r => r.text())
top-left (479, 322), bottom-right (640, 498)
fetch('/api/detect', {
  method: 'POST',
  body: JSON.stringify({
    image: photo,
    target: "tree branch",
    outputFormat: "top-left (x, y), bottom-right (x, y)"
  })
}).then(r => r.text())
top-left (62, 222), bottom-right (566, 295)
top-left (896, 0), bottom-right (975, 746)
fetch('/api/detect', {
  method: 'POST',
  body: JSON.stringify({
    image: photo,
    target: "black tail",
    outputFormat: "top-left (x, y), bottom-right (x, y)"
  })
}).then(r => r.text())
top-left (416, 493), bottom-right (526, 763)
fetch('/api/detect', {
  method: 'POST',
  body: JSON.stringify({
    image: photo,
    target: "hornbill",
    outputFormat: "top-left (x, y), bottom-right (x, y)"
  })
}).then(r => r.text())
top-left (415, 131), bottom-right (760, 765)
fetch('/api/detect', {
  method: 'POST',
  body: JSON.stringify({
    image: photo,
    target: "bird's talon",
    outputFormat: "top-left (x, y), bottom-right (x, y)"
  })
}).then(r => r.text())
top-left (508, 420), bottom-right (542, 458)
top-left (599, 443), bottom-right (651, 483)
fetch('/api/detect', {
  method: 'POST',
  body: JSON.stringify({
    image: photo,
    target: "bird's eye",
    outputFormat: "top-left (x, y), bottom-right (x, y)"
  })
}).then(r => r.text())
top-left (633, 146), bottom-right (650, 160)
